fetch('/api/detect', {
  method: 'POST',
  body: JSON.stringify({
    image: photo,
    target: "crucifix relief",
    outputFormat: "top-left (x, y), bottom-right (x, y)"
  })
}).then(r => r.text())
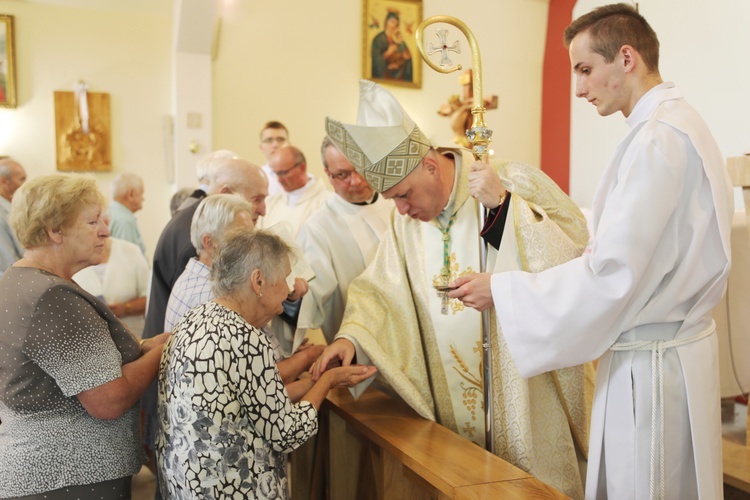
top-left (437, 69), bottom-right (498, 148)
top-left (427, 29), bottom-right (461, 68)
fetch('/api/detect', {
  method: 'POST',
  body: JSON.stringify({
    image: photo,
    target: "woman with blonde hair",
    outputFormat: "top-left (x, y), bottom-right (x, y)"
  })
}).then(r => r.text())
top-left (0, 173), bottom-right (168, 499)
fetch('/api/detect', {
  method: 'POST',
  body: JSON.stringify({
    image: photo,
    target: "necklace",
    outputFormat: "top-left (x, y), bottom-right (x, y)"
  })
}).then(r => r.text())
top-left (437, 210), bottom-right (459, 315)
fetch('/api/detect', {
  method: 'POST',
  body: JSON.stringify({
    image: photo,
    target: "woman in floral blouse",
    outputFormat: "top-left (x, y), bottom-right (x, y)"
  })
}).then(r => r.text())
top-left (156, 228), bottom-right (376, 499)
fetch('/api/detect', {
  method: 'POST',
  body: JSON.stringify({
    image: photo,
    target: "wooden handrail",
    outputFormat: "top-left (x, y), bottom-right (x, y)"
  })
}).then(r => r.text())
top-left (315, 386), bottom-right (568, 499)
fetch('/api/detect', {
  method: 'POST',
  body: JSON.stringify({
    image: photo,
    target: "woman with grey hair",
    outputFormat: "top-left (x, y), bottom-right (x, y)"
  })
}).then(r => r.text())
top-left (0, 173), bottom-right (168, 499)
top-left (163, 193), bottom-right (257, 332)
top-left (156, 228), bottom-right (376, 499)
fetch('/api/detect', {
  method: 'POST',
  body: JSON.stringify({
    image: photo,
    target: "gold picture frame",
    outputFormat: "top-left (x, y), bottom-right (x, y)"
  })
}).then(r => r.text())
top-left (362, 0), bottom-right (422, 89)
top-left (0, 14), bottom-right (16, 108)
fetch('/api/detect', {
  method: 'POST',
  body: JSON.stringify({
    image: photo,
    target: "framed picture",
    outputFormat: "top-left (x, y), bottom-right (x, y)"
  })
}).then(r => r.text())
top-left (0, 14), bottom-right (16, 108)
top-left (362, 0), bottom-right (422, 89)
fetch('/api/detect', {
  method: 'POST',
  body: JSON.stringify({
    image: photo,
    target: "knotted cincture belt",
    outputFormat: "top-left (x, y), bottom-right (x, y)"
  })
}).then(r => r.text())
top-left (610, 320), bottom-right (716, 500)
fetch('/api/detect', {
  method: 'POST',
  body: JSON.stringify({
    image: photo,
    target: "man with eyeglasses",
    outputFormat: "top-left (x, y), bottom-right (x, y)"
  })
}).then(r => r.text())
top-left (258, 120), bottom-right (289, 197)
top-left (292, 137), bottom-right (392, 348)
top-left (258, 145), bottom-right (331, 239)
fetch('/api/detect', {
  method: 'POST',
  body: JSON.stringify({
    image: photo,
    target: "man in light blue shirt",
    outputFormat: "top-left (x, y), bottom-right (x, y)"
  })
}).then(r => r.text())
top-left (109, 172), bottom-right (146, 255)
top-left (0, 158), bottom-right (26, 275)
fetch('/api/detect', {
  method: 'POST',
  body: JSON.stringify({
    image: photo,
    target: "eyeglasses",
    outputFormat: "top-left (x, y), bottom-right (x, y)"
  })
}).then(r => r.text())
top-left (261, 137), bottom-right (287, 145)
top-left (274, 161), bottom-right (302, 178)
top-left (325, 168), bottom-right (355, 182)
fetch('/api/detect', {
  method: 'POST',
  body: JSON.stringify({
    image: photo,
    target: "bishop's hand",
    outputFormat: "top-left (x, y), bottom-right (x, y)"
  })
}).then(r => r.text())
top-left (448, 272), bottom-right (494, 311)
top-left (310, 338), bottom-right (355, 381)
top-left (468, 161), bottom-right (506, 209)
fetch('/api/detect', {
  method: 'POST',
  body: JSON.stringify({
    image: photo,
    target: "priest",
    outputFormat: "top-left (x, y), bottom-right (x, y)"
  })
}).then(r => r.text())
top-left (295, 137), bottom-right (392, 346)
top-left (312, 80), bottom-right (594, 499)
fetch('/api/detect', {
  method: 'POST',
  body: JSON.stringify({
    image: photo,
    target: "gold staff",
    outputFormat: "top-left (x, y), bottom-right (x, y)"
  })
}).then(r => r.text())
top-left (416, 16), bottom-right (494, 454)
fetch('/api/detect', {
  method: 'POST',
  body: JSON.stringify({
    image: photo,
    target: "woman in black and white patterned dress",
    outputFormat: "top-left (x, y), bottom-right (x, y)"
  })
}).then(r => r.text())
top-left (156, 228), bottom-right (376, 499)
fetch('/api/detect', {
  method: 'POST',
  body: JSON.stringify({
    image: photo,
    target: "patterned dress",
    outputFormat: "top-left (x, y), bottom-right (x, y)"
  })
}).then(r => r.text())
top-left (156, 301), bottom-right (318, 499)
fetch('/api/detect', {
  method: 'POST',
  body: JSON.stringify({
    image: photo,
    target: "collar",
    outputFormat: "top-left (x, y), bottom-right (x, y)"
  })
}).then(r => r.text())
top-left (626, 81), bottom-right (681, 128)
top-left (287, 175), bottom-right (316, 206)
top-left (0, 196), bottom-right (10, 212)
top-left (352, 192), bottom-right (379, 206)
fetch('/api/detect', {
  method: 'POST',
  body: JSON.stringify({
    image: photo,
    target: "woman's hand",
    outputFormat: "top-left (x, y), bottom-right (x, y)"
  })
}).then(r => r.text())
top-left (140, 332), bottom-right (170, 354)
top-left (322, 364), bottom-right (378, 389)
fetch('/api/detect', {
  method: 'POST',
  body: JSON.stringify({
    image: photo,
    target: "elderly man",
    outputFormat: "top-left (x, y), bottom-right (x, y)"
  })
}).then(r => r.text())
top-left (294, 137), bottom-right (392, 346)
top-left (0, 158), bottom-right (26, 274)
top-left (312, 80), bottom-right (593, 498)
top-left (258, 145), bottom-right (331, 238)
top-left (109, 172), bottom-right (147, 255)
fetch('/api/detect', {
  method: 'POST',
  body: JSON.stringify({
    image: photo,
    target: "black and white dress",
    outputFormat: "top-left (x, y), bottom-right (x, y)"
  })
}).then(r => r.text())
top-left (156, 301), bottom-right (318, 499)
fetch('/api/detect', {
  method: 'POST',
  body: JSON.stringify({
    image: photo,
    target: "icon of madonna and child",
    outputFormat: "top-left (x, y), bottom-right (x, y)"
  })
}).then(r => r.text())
top-left (371, 9), bottom-right (413, 83)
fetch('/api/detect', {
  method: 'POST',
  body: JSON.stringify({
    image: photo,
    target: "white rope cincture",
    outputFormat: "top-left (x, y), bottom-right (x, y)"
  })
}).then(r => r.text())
top-left (609, 321), bottom-right (715, 500)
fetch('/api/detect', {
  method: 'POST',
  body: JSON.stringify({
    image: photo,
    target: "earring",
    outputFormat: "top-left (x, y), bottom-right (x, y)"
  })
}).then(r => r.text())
top-left (258, 292), bottom-right (263, 299)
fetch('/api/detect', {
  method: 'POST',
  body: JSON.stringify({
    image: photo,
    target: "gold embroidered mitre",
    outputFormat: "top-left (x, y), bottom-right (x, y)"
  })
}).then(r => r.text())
top-left (325, 79), bottom-right (432, 192)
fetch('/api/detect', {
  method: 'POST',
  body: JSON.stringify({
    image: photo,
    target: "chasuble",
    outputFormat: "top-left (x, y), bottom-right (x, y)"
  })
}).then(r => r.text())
top-left (338, 148), bottom-right (594, 499)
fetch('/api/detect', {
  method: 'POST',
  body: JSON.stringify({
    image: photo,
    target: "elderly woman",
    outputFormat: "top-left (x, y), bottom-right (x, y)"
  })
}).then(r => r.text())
top-left (156, 228), bottom-right (376, 499)
top-left (165, 194), bottom-right (323, 397)
top-left (0, 174), bottom-right (168, 499)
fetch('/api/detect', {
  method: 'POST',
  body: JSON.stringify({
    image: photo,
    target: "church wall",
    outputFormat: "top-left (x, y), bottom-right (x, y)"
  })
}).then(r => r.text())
top-left (212, 0), bottom-right (549, 177)
top-left (0, 1), bottom-right (173, 260)
top-left (5, 1), bottom-right (744, 258)
top-left (569, 0), bottom-right (750, 209)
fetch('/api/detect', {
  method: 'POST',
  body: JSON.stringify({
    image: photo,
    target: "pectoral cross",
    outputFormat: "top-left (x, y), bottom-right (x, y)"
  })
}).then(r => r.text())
top-left (427, 29), bottom-right (461, 69)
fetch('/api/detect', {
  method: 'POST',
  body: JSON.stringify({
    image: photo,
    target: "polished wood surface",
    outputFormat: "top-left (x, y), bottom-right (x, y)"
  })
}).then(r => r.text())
top-left (321, 386), bottom-right (568, 499)
top-left (722, 402), bottom-right (750, 493)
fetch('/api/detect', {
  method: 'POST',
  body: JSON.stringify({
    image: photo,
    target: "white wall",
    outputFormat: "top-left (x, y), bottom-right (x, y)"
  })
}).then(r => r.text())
top-left (213, 0), bottom-right (549, 176)
top-left (0, 1), bottom-right (173, 260)
top-left (0, 0), bottom-right (548, 259)
top-left (3, 0), bottom-right (748, 254)
top-left (569, 0), bottom-right (750, 208)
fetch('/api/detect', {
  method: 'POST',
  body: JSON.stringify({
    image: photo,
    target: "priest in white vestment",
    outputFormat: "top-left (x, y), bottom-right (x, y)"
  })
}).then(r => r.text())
top-left (452, 5), bottom-right (733, 499)
top-left (257, 145), bottom-right (331, 237)
top-left (295, 137), bottom-right (392, 347)
top-left (312, 80), bottom-right (595, 499)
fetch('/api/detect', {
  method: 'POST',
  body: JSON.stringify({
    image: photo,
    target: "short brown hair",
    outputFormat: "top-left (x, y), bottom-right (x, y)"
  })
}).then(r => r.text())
top-left (564, 3), bottom-right (660, 73)
top-left (259, 121), bottom-right (288, 140)
top-left (11, 173), bottom-right (105, 249)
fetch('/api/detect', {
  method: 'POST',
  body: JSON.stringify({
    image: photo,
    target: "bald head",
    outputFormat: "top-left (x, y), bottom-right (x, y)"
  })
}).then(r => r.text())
top-left (270, 145), bottom-right (309, 192)
top-left (0, 158), bottom-right (27, 202)
top-left (206, 158), bottom-right (268, 221)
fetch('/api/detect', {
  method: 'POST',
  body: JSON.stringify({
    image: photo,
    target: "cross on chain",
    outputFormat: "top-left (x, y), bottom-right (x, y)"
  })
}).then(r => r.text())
top-left (427, 29), bottom-right (461, 69)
